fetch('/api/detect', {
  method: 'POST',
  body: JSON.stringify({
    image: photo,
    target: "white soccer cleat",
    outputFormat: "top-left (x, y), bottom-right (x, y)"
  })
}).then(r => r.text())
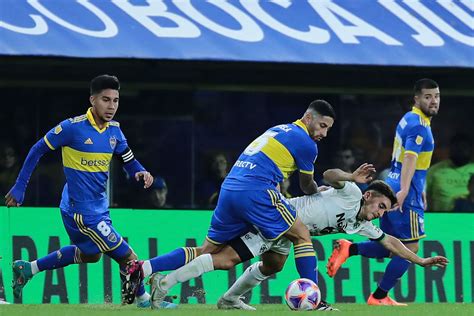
top-left (149, 273), bottom-right (169, 309)
top-left (217, 296), bottom-right (256, 311)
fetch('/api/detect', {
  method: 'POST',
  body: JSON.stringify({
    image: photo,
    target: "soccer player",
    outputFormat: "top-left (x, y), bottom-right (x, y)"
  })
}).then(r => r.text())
top-left (330, 79), bottom-right (441, 306)
top-left (127, 100), bottom-right (336, 308)
top-left (216, 164), bottom-right (447, 310)
top-left (5, 75), bottom-right (174, 308)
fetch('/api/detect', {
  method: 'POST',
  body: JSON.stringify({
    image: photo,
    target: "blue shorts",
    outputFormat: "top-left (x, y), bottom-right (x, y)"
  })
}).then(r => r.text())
top-left (206, 188), bottom-right (297, 244)
top-left (380, 206), bottom-right (425, 242)
top-left (61, 210), bottom-right (130, 259)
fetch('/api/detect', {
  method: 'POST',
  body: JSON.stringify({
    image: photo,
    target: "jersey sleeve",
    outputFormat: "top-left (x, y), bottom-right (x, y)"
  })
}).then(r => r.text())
top-left (404, 124), bottom-right (428, 156)
top-left (113, 127), bottom-right (129, 154)
top-left (294, 140), bottom-right (317, 175)
top-left (336, 182), bottom-right (363, 202)
top-left (357, 222), bottom-right (385, 240)
top-left (43, 119), bottom-right (74, 150)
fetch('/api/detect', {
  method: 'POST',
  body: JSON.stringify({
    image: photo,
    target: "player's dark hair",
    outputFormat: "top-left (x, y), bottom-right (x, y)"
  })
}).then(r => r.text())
top-left (308, 100), bottom-right (336, 120)
top-left (90, 74), bottom-right (120, 95)
top-left (364, 180), bottom-right (397, 208)
top-left (414, 78), bottom-right (438, 95)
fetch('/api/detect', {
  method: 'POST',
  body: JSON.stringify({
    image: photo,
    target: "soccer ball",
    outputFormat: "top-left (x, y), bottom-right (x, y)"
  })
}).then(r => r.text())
top-left (285, 278), bottom-right (321, 311)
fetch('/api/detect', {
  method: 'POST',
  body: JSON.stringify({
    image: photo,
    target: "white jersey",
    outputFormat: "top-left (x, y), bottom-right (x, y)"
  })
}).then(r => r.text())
top-left (241, 182), bottom-right (384, 257)
top-left (289, 182), bottom-right (384, 240)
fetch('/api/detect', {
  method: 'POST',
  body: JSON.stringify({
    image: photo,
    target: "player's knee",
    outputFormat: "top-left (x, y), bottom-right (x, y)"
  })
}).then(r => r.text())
top-left (405, 242), bottom-right (419, 254)
top-left (212, 252), bottom-right (240, 270)
top-left (195, 247), bottom-right (203, 256)
top-left (259, 262), bottom-right (281, 275)
top-left (81, 253), bottom-right (102, 263)
top-left (201, 241), bottom-right (222, 254)
top-left (285, 220), bottom-right (311, 244)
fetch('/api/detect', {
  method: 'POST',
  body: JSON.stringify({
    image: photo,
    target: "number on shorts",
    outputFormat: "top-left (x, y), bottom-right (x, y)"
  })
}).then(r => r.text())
top-left (97, 221), bottom-right (111, 237)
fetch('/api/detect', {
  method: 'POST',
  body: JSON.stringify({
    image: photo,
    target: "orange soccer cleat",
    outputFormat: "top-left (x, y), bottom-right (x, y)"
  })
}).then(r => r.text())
top-left (326, 239), bottom-right (352, 277)
top-left (367, 294), bottom-right (408, 306)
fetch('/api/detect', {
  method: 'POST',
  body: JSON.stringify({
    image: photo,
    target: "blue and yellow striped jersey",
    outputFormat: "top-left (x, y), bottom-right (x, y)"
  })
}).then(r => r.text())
top-left (223, 120), bottom-right (317, 190)
top-left (43, 108), bottom-right (129, 215)
top-left (386, 107), bottom-right (434, 210)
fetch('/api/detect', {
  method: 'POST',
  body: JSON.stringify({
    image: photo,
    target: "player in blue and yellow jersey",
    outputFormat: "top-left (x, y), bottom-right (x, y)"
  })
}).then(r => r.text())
top-left (332, 79), bottom-right (440, 306)
top-left (5, 75), bottom-right (175, 308)
top-left (125, 100), bottom-right (336, 310)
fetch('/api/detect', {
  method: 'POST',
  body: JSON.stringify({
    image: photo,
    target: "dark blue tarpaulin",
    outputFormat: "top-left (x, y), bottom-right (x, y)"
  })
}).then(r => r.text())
top-left (0, 0), bottom-right (472, 67)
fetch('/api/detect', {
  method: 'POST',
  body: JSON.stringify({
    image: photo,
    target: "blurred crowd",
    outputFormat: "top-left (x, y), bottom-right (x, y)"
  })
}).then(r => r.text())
top-left (1, 91), bottom-right (472, 212)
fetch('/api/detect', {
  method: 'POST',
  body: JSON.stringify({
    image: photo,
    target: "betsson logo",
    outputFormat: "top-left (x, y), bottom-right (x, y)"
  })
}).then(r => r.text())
top-left (80, 157), bottom-right (109, 167)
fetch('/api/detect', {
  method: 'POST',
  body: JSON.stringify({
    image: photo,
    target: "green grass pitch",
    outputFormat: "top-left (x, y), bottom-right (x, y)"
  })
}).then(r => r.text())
top-left (1, 303), bottom-right (473, 316)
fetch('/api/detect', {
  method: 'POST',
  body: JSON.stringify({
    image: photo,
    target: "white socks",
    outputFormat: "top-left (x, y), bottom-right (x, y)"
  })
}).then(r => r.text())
top-left (137, 291), bottom-right (151, 302)
top-left (223, 261), bottom-right (269, 301)
top-left (161, 254), bottom-right (214, 291)
top-left (142, 260), bottom-right (152, 278)
top-left (30, 261), bottom-right (40, 275)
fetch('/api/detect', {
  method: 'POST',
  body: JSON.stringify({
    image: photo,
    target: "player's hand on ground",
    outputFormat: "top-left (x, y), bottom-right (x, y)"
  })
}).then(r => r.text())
top-left (5, 190), bottom-right (20, 207)
top-left (351, 163), bottom-right (376, 184)
top-left (420, 256), bottom-right (449, 268)
top-left (396, 190), bottom-right (408, 212)
top-left (135, 171), bottom-right (154, 189)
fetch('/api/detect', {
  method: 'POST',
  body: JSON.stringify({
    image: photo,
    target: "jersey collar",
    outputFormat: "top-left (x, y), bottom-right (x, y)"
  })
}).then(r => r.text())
top-left (293, 119), bottom-right (309, 135)
top-left (86, 107), bottom-right (109, 133)
top-left (411, 106), bottom-right (431, 126)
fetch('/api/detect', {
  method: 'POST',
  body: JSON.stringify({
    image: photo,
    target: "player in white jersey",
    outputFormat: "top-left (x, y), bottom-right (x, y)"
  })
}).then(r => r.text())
top-left (145, 164), bottom-right (447, 310)
top-left (214, 164), bottom-right (448, 311)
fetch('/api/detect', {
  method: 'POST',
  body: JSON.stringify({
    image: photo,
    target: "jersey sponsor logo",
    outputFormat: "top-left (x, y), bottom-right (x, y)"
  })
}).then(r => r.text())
top-left (387, 171), bottom-right (400, 180)
top-left (416, 135), bottom-right (424, 145)
top-left (84, 138), bottom-right (93, 145)
top-left (54, 125), bottom-right (62, 134)
top-left (109, 136), bottom-right (117, 150)
top-left (336, 213), bottom-right (347, 232)
top-left (234, 160), bottom-right (257, 170)
top-left (80, 157), bottom-right (109, 167)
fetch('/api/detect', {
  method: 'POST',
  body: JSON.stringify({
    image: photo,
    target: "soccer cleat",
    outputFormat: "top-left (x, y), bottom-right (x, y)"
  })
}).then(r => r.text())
top-left (136, 299), bottom-right (177, 309)
top-left (12, 260), bottom-right (34, 298)
top-left (149, 273), bottom-right (169, 309)
top-left (121, 260), bottom-right (144, 305)
top-left (136, 299), bottom-right (151, 308)
top-left (217, 296), bottom-right (256, 311)
top-left (159, 301), bottom-right (179, 309)
top-left (367, 294), bottom-right (408, 306)
top-left (316, 300), bottom-right (339, 311)
top-left (326, 239), bottom-right (352, 278)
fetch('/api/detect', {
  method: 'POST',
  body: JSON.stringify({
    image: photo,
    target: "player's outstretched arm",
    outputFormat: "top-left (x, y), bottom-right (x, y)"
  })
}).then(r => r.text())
top-left (4, 139), bottom-right (51, 207)
top-left (379, 234), bottom-right (448, 268)
top-left (323, 163), bottom-right (376, 189)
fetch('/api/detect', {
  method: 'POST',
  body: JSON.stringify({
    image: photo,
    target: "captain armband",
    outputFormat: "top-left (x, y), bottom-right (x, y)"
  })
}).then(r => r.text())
top-left (118, 147), bottom-right (135, 164)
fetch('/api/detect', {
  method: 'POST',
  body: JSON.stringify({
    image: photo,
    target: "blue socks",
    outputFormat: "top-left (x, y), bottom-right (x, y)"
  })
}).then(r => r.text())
top-left (36, 245), bottom-right (77, 271)
top-left (379, 256), bottom-right (411, 292)
top-left (355, 241), bottom-right (411, 296)
top-left (294, 243), bottom-right (318, 284)
top-left (356, 241), bottom-right (390, 259)
top-left (150, 247), bottom-right (197, 273)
